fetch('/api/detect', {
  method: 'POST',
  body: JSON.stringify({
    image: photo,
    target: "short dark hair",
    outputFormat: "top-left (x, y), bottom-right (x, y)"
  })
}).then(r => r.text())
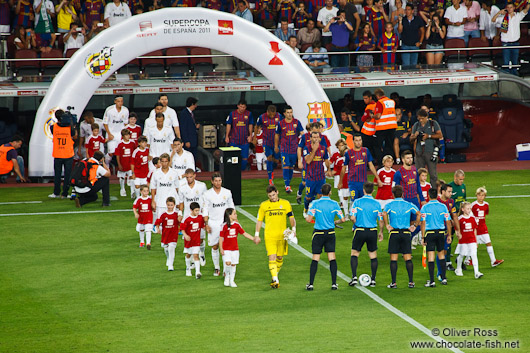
top-left (392, 185), bottom-right (403, 198)
top-left (401, 149), bottom-right (413, 158)
top-left (190, 201), bottom-right (200, 210)
top-left (406, 3), bottom-right (414, 10)
top-left (121, 128), bottom-right (130, 136)
top-left (173, 137), bottom-right (183, 144)
top-left (158, 93), bottom-right (168, 100)
top-left (93, 150), bottom-right (104, 161)
top-left (138, 135), bottom-right (147, 143)
top-left (363, 181), bottom-right (374, 194)
top-left (166, 196), bottom-right (176, 204)
top-left (266, 185), bottom-right (277, 194)
top-left (114, 95), bottom-right (123, 100)
top-left (55, 109), bottom-right (64, 120)
top-left (152, 157), bottom-right (160, 165)
top-left (288, 35), bottom-right (297, 41)
top-left (238, 99), bottom-right (247, 106)
top-left (11, 134), bottom-right (23, 143)
top-left (337, 9), bottom-right (345, 15)
top-left (155, 112), bottom-right (164, 119)
top-left (211, 172), bottom-right (222, 181)
top-left (280, 16), bottom-right (288, 23)
top-left (284, 105), bottom-right (292, 112)
top-left (341, 107), bottom-right (351, 115)
top-left (417, 109), bottom-right (428, 118)
top-left (321, 183), bottom-right (332, 196)
top-left (312, 40), bottom-right (322, 48)
top-left (440, 183), bottom-right (452, 192)
top-left (267, 105), bottom-right (276, 113)
top-left (129, 112), bottom-right (138, 119)
top-left (154, 102), bottom-right (164, 109)
top-left (428, 187), bottom-right (438, 200)
top-left (362, 90), bottom-right (372, 97)
top-left (186, 97), bottom-right (198, 107)
top-left (353, 133), bottom-right (362, 139)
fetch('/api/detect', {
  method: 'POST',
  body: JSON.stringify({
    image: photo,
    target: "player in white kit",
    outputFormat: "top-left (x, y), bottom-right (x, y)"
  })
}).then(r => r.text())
top-left (147, 113), bottom-right (175, 159)
top-left (103, 95), bottom-right (129, 161)
top-left (203, 172), bottom-right (235, 276)
top-left (150, 153), bottom-right (180, 221)
top-left (178, 168), bottom-right (208, 265)
top-left (146, 95), bottom-right (181, 138)
top-left (170, 138), bottom-right (195, 188)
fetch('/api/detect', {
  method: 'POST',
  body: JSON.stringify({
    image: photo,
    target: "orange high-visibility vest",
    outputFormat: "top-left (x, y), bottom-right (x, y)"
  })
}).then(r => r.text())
top-left (88, 161), bottom-right (99, 185)
top-left (52, 125), bottom-right (74, 159)
top-left (375, 96), bottom-right (398, 131)
top-left (341, 131), bottom-right (354, 149)
top-left (0, 144), bottom-right (14, 174)
top-left (361, 102), bottom-right (377, 136)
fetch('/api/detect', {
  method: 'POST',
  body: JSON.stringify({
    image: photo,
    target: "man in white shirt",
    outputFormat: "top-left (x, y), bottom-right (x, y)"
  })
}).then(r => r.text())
top-left (79, 111), bottom-right (103, 159)
top-left (146, 94), bottom-right (181, 138)
top-left (63, 22), bottom-right (86, 55)
top-left (104, 0), bottom-right (131, 27)
top-left (147, 113), bottom-right (175, 158)
top-left (150, 153), bottom-right (180, 220)
top-left (479, 0), bottom-right (500, 43)
top-left (170, 138), bottom-right (195, 188)
top-left (317, 0), bottom-right (339, 46)
top-left (444, 0), bottom-right (468, 39)
top-left (203, 172), bottom-right (235, 276)
top-left (75, 151), bottom-right (111, 207)
top-left (492, 2), bottom-right (530, 75)
top-left (179, 168), bottom-right (208, 265)
top-left (103, 95), bottom-right (129, 158)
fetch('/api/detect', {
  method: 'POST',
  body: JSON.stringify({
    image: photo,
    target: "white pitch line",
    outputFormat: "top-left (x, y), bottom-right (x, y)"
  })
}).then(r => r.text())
top-left (236, 206), bottom-right (464, 353)
top-left (502, 184), bottom-right (530, 187)
top-left (0, 201), bottom-right (43, 205)
top-left (0, 209), bottom-right (131, 217)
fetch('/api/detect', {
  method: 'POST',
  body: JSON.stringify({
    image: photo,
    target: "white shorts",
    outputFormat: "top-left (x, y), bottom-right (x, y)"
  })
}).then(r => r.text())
top-left (184, 246), bottom-right (200, 255)
top-left (338, 188), bottom-right (349, 198)
top-left (156, 206), bottom-right (167, 220)
top-left (377, 199), bottom-right (393, 209)
top-left (208, 222), bottom-right (222, 246)
top-left (107, 139), bottom-right (120, 154)
top-left (222, 250), bottom-right (240, 265)
top-left (256, 152), bottom-right (266, 164)
top-left (334, 175), bottom-right (340, 189)
top-left (118, 170), bottom-right (132, 179)
top-left (134, 177), bottom-right (148, 186)
top-left (136, 223), bottom-right (153, 232)
top-left (455, 243), bottom-right (478, 257)
top-left (476, 233), bottom-right (491, 244)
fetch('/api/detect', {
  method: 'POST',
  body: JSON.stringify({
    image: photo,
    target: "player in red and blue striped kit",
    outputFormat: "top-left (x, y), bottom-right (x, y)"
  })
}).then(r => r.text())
top-left (255, 105), bottom-right (283, 184)
top-left (339, 134), bottom-right (381, 202)
top-left (302, 131), bottom-right (330, 214)
top-left (275, 106), bottom-right (304, 193)
top-left (225, 100), bottom-right (254, 171)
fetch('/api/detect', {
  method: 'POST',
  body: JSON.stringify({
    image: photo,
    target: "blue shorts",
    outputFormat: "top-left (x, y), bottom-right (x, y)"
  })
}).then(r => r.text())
top-left (306, 179), bottom-right (325, 200)
top-left (230, 143), bottom-right (249, 159)
top-left (348, 181), bottom-right (365, 201)
top-left (404, 197), bottom-right (421, 209)
top-left (281, 153), bottom-right (297, 168)
top-left (265, 145), bottom-right (280, 159)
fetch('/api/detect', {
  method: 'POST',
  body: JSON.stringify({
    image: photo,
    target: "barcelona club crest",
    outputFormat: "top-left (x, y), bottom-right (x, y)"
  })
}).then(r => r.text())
top-left (307, 102), bottom-right (334, 131)
top-left (85, 46), bottom-right (114, 79)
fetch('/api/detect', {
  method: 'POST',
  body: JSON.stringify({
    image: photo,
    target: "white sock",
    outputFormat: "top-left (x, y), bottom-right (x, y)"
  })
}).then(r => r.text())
top-left (471, 253), bottom-right (480, 275)
top-left (456, 255), bottom-right (463, 271)
top-left (257, 163), bottom-right (262, 171)
top-left (185, 256), bottom-right (191, 270)
top-left (167, 242), bottom-right (176, 267)
top-left (231, 265), bottom-right (237, 282)
top-left (119, 177), bottom-right (125, 191)
top-left (139, 231), bottom-right (145, 244)
top-left (146, 231), bottom-right (152, 245)
top-left (341, 198), bottom-right (349, 217)
top-left (487, 246), bottom-right (496, 264)
top-left (164, 244), bottom-right (169, 259)
top-left (212, 248), bottom-right (220, 270)
top-left (200, 240), bottom-right (205, 257)
top-left (135, 188), bottom-right (140, 198)
top-left (194, 260), bottom-right (201, 274)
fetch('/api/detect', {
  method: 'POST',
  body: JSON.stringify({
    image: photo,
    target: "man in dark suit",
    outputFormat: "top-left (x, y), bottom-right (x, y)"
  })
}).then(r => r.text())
top-left (179, 97), bottom-right (199, 159)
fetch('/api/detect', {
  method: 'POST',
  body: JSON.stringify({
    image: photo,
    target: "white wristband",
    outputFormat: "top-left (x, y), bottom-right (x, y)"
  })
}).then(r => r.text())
top-left (292, 227), bottom-right (296, 233)
top-left (254, 232), bottom-right (260, 237)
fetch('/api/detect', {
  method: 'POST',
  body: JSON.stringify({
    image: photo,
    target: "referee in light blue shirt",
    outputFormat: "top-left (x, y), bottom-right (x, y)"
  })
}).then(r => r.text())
top-left (349, 181), bottom-right (383, 287)
top-left (305, 183), bottom-right (346, 291)
top-left (421, 187), bottom-right (452, 288)
top-left (383, 185), bottom-right (420, 289)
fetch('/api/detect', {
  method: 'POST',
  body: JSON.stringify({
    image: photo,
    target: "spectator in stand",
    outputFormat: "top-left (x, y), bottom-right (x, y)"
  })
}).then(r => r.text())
top-left (234, 0), bottom-right (253, 21)
top-left (104, 0), bottom-right (131, 27)
top-left (425, 13), bottom-right (446, 65)
top-left (0, 135), bottom-right (26, 183)
top-left (377, 22), bottom-right (398, 65)
top-left (172, 0), bottom-right (193, 7)
top-left (292, 1), bottom-right (310, 29)
top-left (277, 0), bottom-right (296, 25)
top-left (206, 0), bottom-right (224, 11)
top-left (275, 17), bottom-right (296, 41)
top-left (492, 2), bottom-right (530, 76)
top-left (87, 20), bottom-right (105, 40)
top-left (398, 4), bottom-right (424, 67)
top-left (124, 0), bottom-right (143, 13)
top-left (390, 0), bottom-right (405, 40)
top-left (257, 0), bottom-right (277, 28)
top-left (14, 26), bottom-right (36, 50)
top-left (323, 10), bottom-right (353, 67)
top-left (81, 0), bottom-right (105, 29)
top-left (287, 35), bottom-right (300, 53)
top-left (463, 0), bottom-right (481, 45)
top-left (179, 97), bottom-right (199, 160)
top-left (317, 0), bottom-right (339, 46)
top-left (363, 0), bottom-right (373, 18)
top-left (302, 40), bottom-right (331, 69)
top-left (34, 0), bottom-right (55, 38)
top-left (366, 0), bottom-right (388, 40)
top-left (479, 0), bottom-right (500, 45)
top-left (56, 0), bottom-right (78, 33)
top-left (0, 0), bottom-right (11, 34)
top-left (34, 29), bottom-right (56, 54)
top-left (15, 0), bottom-right (34, 29)
top-left (354, 22), bottom-right (376, 68)
top-left (63, 22), bottom-right (86, 56)
top-left (297, 19), bottom-right (321, 48)
top-left (444, 0), bottom-right (467, 40)
top-left (338, 0), bottom-right (361, 38)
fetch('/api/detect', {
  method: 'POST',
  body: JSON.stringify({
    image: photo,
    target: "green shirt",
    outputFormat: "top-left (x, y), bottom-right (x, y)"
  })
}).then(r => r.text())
top-left (449, 181), bottom-right (466, 212)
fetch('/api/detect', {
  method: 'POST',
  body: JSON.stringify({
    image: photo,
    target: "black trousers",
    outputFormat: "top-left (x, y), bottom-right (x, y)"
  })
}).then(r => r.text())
top-left (79, 177), bottom-right (110, 206)
top-left (375, 129), bottom-right (396, 165)
top-left (53, 157), bottom-right (73, 197)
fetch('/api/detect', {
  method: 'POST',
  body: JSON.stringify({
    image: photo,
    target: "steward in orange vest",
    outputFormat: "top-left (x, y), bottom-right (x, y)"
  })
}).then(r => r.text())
top-left (373, 88), bottom-right (398, 166)
top-left (0, 135), bottom-right (26, 182)
top-left (50, 110), bottom-right (77, 198)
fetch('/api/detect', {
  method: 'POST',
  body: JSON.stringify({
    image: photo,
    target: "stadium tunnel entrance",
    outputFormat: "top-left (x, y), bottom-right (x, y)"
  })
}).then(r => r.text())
top-left (29, 7), bottom-right (340, 177)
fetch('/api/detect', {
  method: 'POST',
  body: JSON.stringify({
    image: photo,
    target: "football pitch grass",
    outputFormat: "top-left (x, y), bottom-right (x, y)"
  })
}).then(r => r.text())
top-left (1, 169), bottom-right (529, 352)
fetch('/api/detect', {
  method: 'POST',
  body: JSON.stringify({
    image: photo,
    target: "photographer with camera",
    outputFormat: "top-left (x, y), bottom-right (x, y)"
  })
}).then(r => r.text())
top-left (49, 109), bottom-right (77, 199)
top-left (63, 22), bottom-right (86, 55)
top-left (410, 109), bottom-right (442, 187)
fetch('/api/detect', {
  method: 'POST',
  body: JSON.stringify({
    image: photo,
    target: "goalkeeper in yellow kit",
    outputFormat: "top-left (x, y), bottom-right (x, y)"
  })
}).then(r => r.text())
top-left (255, 185), bottom-right (296, 288)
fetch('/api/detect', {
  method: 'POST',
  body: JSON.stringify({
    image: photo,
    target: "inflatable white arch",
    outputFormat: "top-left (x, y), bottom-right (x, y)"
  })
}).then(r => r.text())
top-left (29, 7), bottom-right (339, 177)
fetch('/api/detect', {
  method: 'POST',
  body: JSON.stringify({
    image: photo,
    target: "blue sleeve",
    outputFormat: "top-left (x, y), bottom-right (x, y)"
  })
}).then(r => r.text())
top-left (275, 122), bottom-right (281, 135)
top-left (366, 148), bottom-right (373, 163)
top-left (343, 151), bottom-right (349, 166)
top-left (297, 122), bottom-right (304, 134)
top-left (248, 112), bottom-right (254, 125)
top-left (393, 170), bottom-right (402, 185)
top-left (416, 173), bottom-right (424, 201)
top-left (323, 150), bottom-right (329, 160)
top-left (226, 112), bottom-right (233, 124)
top-left (302, 145), bottom-right (309, 156)
top-left (256, 115), bottom-right (263, 127)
